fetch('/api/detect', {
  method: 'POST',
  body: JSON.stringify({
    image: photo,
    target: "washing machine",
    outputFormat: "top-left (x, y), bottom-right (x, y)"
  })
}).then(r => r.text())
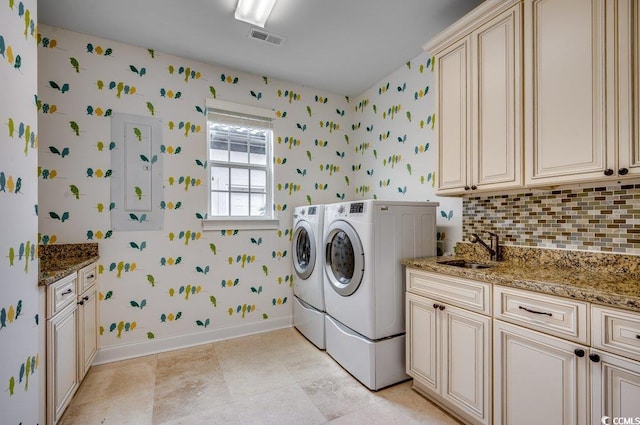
top-left (323, 200), bottom-right (438, 389)
top-left (292, 204), bottom-right (326, 349)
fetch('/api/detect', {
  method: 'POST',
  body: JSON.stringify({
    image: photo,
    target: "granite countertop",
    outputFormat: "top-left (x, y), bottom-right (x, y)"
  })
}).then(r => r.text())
top-left (402, 243), bottom-right (640, 313)
top-left (39, 243), bottom-right (99, 286)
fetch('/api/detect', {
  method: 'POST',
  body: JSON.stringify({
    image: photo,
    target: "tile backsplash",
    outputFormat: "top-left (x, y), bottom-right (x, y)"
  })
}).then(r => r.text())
top-left (463, 183), bottom-right (640, 255)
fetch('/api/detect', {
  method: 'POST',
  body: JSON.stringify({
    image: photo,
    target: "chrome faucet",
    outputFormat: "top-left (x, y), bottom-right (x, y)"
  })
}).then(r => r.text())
top-left (471, 232), bottom-right (500, 261)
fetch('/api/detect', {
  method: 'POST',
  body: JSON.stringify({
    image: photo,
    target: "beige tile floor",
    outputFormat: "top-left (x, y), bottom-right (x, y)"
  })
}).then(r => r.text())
top-left (59, 327), bottom-right (460, 425)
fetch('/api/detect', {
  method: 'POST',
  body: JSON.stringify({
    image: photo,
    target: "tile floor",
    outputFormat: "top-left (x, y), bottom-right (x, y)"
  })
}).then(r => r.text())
top-left (59, 327), bottom-right (460, 425)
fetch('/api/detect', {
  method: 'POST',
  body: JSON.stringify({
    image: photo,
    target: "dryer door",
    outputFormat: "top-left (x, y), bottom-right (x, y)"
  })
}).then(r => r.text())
top-left (324, 220), bottom-right (364, 296)
top-left (293, 220), bottom-right (316, 280)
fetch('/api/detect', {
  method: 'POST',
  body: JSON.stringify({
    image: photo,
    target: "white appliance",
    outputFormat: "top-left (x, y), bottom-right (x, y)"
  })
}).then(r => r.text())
top-left (292, 204), bottom-right (326, 349)
top-left (323, 200), bottom-right (438, 390)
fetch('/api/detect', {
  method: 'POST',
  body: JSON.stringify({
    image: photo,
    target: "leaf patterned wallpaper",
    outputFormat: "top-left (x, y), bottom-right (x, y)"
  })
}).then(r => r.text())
top-left (351, 58), bottom-right (462, 249)
top-left (35, 24), bottom-right (456, 364)
top-left (0, 1), bottom-right (41, 424)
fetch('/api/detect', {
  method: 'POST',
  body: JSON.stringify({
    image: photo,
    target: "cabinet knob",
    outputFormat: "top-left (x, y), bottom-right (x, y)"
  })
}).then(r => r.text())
top-left (589, 353), bottom-right (601, 363)
top-left (574, 349), bottom-right (585, 358)
top-left (619, 168), bottom-right (629, 176)
top-left (464, 186), bottom-right (470, 191)
top-left (433, 303), bottom-right (439, 310)
top-left (78, 300), bottom-right (84, 306)
top-left (635, 334), bottom-right (640, 340)
top-left (438, 304), bottom-right (445, 311)
top-left (604, 169), bottom-right (614, 176)
top-left (471, 185), bottom-right (477, 190)
top-left (83, 296), bottom-right (89, 301)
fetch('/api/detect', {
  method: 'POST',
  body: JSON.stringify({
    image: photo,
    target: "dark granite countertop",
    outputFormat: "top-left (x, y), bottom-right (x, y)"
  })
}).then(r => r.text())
top-left (402, 243), bottom-right (640, 313)
top-left (39, 243), bottom-right (99, 286)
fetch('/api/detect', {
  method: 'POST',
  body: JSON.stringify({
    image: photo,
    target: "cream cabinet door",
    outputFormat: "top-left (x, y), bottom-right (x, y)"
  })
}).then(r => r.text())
top-left (406, 293), bottom-right (439, 392)
top-left (441, 304), bottom-right (492, 425)
top-left (615, 0), bottom-right (640, 178)
top-left (78, 284), bottom-right (98, 380)
top-left (47, 303), bottom-right (79, 425)
top-left (471, 4), bottom-right (523, 191)
top-left (590, 349), bottom-right (640, 422)
top-left (525, 0), bottom-right (608, 185)
top-left (436, 3), bottom-right (523, 195)
top-left (407, 292), bottom-right (491, 425)
top-left (436, 38), bottom-right (470, 193)
top-left (494, 320), bottom-right (589, 425)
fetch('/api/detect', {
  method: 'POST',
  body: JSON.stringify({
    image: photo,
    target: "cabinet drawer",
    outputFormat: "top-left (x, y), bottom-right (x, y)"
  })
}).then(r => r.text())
top-left (406, 269), bottom-right (491, 315)
top-left (78, 262), bottom-right (98, 293)
top-left (47, 273), bottom-right (77, 319)
top-left (592, 305), bottom-right (640, 362)
top-left (494, 286), bottom-right (589, 344)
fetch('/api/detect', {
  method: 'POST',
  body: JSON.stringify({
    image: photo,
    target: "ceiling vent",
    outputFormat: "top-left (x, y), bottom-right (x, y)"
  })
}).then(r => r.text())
top-left (248, 27), bottom-right (286, 46)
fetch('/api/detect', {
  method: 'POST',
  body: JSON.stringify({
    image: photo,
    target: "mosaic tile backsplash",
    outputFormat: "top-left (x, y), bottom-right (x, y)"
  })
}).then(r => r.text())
top-left (463, 183), bottom-right (640, 255)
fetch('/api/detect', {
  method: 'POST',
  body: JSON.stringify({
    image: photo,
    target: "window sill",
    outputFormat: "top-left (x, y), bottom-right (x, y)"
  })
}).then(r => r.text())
top-left (202, 218), bottom-right (280, 231)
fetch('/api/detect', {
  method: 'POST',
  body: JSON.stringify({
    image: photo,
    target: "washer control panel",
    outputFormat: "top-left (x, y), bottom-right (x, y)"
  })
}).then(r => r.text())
top-left (349, 202), bottom-right (364, 214)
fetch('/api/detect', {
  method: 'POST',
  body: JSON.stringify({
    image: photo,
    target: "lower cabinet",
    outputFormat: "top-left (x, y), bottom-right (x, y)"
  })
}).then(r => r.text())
top-left (591, 304), bottom-right (640, 421)
top-left (407, 291), bottom-right (492, 425)
top-left (47, 301), bottom-right (79, 425)
top-left (590, 349), bottom-right (640, 422)
top-left (493, 320), bottom-right (589, 425)
top-left (77, 283), bottom-right (98, 380)
top-left (407, 269), bottom-right (640, 424)
top-left (46, 261), bottom-right (99, 424)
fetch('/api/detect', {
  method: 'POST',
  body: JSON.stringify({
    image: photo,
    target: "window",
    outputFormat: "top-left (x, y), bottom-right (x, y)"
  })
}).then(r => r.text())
top-left (204, 99), bottom-right (277, 230)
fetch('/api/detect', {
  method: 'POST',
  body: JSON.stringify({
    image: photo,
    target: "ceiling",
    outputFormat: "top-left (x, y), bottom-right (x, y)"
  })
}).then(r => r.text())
top-left (37, 0), bottom-right (484, 97)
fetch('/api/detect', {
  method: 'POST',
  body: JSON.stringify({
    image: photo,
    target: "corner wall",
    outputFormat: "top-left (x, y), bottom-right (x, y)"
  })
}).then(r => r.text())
top-left (0, 1), bottom-right (41, 423)
top-left (37, 25), bottom-right (352, 360)
top-left (351, 52), bottom-right (463, 255)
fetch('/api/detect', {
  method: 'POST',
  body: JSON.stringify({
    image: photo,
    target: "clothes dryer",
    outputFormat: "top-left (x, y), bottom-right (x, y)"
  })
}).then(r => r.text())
top-left (322, 200), bottom-right (438, 389)
top-left (292, 204), bottom-right (325, 349)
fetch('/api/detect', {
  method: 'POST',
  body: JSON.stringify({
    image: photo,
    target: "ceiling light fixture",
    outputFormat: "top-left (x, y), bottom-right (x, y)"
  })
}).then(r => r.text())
top-left (234, 0), bottom-right (277, 28)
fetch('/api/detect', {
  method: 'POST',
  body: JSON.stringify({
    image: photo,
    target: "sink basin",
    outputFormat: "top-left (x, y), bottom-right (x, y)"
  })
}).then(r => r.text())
top-left (437, 259), bottom-right (493, 269)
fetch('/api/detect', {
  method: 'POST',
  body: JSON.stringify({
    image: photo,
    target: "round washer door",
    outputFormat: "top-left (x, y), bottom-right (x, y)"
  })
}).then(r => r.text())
top-left (293, 220), bottom-right (316, 280)
top-left (324, 220), bottom-right (364, 296)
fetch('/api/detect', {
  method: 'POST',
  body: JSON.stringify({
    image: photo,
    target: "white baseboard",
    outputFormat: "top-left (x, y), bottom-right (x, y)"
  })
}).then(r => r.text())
top-left (93, 316), bottom-right (293, 365)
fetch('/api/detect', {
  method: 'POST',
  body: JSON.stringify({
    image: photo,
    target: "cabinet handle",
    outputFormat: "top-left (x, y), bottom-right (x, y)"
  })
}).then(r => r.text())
top-left (464, 186), bottom-right (470, 191)
top-left (471, 185), bottom-right (477, 190)
top-left (433, 303), bottom-right (440, 310)
top-left (78, 300), bottom-right (84, 306)
top-left (604, 169), bottom-right (614, 176)
top-left (438, 304), bottom-right (445, 311)
top-left (574, 349), bottom-right (585, 358)
top-left (83, 296), bottom-right (89, 301)
top-left (87, 274), bottom-right (95, 279)
top-left (61, 288), bottom-right (73, 296)
top-left (636, 335), bottom-right (640, 339)
top-left (619, 168), bottom-right (629, 176)
top-left (518, 305), bottom-right (552, 317)
top-left (589, 353), bottom-right (601, 363)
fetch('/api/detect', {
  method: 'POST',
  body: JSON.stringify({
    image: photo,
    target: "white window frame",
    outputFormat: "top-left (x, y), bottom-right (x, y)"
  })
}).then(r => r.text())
top-left (202, 99), bottom-right (279, 231)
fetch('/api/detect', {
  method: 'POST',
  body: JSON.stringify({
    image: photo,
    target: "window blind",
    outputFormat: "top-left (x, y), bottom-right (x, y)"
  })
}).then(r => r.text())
top-left (206, 99), bottom-right (274, 129)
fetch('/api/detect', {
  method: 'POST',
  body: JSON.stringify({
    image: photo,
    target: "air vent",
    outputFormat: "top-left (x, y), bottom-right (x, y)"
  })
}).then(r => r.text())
top-left (248, 27), bottom-right (286, 46)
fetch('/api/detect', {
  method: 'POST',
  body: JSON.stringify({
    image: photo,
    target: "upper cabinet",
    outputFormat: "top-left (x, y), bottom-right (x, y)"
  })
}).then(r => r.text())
top-left (427, 0), bottom-right (523, 195)
top-left (616, 0), bottom-right (640, 179)
top-left (525, 0), bottom-right (608, 185)
top-left (526, 0), bottom-right (640, 185)
top-left (428, 0), bottom-right (640, 194)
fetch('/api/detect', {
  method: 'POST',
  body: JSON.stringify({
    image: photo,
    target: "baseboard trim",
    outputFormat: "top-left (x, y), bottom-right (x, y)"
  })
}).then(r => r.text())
top-left (93, 316), bottom-right (293, 365)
